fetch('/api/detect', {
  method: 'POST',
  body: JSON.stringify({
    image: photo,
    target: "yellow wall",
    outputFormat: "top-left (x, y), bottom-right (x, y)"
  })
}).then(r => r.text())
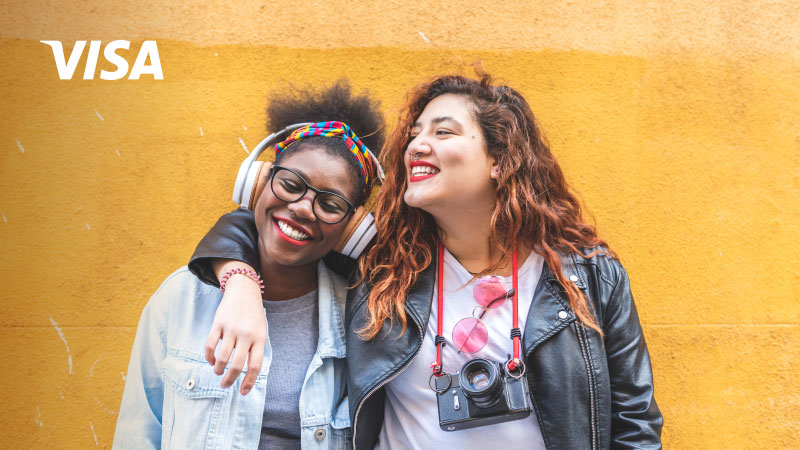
top-left (2, 1), bottom-right (799, 448)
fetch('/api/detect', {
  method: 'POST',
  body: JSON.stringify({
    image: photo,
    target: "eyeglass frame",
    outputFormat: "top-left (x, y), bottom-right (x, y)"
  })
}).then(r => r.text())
top-left (269, 164), bottom-right (356, 224)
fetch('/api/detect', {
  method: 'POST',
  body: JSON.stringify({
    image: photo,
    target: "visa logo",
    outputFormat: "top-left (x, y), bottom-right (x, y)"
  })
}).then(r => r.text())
top-left (40, 40), bottom-right (164, 80)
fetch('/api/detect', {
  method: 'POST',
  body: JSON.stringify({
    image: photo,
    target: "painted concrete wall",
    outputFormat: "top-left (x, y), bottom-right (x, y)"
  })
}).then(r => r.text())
top-left (1, 1), bottom-right (799, 448)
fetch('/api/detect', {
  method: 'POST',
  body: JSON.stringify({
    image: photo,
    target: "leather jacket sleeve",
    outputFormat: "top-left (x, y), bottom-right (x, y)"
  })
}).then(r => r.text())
top-left (603, 261), bottom-right (663, 448)
top-left (188, 208), bottom-right (259, 287)
top-left (187, 208), bottom-right (360, 286)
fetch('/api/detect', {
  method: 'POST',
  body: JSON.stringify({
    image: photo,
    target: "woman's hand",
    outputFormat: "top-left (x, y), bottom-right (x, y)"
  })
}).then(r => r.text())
top-left (205, 260), bottom-right (266, 395)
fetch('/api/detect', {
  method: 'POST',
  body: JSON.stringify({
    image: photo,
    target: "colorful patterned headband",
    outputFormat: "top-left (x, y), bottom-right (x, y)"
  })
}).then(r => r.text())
top-left (274, 121), bottom-right (384, 199)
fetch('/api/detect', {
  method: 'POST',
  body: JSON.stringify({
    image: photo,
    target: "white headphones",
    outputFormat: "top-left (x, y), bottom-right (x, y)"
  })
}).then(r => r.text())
top-left (232, 123), bottom-right (377, 259)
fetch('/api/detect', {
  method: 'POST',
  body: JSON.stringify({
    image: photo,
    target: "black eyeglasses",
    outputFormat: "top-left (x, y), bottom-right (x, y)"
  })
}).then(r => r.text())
top-left (270, 165), bottom-right (355, 224)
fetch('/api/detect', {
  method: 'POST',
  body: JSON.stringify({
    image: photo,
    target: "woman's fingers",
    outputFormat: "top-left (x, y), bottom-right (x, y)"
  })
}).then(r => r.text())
top-left (205, 322), bottom-right (222, 366)
top-left (240, 343), bottom-right (264, 395)
top-left (213, 333), bottom-right (235, 376)
top-left (221, 340), bottom-right (250, 388)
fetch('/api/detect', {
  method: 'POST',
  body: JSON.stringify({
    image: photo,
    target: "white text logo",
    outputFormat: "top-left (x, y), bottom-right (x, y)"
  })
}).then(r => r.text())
top-left (40, 40), bottom-right (163, 80)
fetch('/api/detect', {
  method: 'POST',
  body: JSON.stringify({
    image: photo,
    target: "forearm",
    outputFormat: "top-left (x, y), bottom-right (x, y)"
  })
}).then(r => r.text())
top-left (189, 208), bottom-right (259, 286)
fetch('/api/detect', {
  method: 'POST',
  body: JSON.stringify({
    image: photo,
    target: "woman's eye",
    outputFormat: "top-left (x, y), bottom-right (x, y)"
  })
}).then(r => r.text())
top-left (280, 179), bottom-right (303, 193)
top-left (436, 129), bottom-right (453, 136)
top-left (320, 200), bottom-right (346, 213)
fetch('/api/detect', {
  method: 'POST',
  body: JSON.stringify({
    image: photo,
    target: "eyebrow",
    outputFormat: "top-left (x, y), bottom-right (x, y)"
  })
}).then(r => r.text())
top-left (412, 116), bottom-right (463, 129)
top-left (287, 167), bottom-right (351, 199)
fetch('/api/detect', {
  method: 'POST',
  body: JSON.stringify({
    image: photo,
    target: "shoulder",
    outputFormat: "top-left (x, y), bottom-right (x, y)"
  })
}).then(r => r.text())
top-left (561, 246), bottom-right (625, 289)
top-left (555, 246), bottom-right (626, 303)
top-left (584, 247), bottom-right (624, 280)
top-left (151, 266), bottom-right (218, 302)
top-left (564, 246), bottom-right (635, 325)
top-left (154, 266), bottom-right (207, 291)
top-left (145, 266), bottom-right (222, 324)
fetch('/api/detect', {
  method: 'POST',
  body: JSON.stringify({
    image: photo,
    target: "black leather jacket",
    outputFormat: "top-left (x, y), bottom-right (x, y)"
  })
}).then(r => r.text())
top-left (190, 209), bottom-right (663, 450)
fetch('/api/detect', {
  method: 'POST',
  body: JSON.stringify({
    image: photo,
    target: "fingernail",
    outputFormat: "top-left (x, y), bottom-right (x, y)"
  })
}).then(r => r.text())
top-left (241, 387), bottom-right (251, 395)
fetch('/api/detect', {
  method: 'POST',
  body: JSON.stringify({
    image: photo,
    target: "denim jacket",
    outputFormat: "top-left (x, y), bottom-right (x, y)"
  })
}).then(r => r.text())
top-left (113, 262), bottom-right (352, 450)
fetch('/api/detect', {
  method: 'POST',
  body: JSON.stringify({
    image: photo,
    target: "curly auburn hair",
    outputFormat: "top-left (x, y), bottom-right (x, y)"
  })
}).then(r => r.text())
top-left (357, 73), bottom-right (614, 339)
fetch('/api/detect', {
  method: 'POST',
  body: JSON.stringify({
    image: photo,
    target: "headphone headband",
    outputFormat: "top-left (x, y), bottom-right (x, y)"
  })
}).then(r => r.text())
top-left (274, 121), bottom-right (384, 199)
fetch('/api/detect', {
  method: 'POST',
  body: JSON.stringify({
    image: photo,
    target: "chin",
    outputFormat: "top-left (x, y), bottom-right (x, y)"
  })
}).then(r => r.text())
top-left (271, 250), bottom-right (317, 268)
top-left (407, 187), bottom-right (450, 213)
top-left (260, 236), bottom-right (304, 266)
top-left (404, 188), bottom-right (428, 209)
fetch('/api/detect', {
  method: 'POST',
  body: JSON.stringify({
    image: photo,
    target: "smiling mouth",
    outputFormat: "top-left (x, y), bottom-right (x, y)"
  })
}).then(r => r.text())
top-left (409, 163), bottom-right (440, 182)
top-left (273, 218), bottom-right (312, 244)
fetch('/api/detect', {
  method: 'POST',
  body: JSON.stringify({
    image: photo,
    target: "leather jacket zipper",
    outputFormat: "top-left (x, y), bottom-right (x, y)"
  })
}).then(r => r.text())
top-left (576, 324), bottom-right (598, 450)
top-left (352, 316), bottom-right (424, 449)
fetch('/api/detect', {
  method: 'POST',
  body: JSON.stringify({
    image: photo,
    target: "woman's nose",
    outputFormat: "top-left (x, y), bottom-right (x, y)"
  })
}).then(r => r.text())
top-left (287, 192), bottom-right (317, 221)
top-left (407, 136), bottom-right (432, 160)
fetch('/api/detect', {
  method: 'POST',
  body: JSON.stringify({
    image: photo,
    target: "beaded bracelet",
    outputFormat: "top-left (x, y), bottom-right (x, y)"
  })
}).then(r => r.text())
top-left (219, 267), bottom-right (265, 294)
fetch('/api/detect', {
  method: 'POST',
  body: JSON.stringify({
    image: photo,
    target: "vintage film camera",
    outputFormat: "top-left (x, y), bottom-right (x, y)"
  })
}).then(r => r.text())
top-left (435, 358), bottom-right (531, 431)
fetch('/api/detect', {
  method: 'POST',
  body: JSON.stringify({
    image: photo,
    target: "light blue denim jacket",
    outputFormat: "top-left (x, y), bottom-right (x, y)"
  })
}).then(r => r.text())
top-left (113, 262), bottom-right (351, 450)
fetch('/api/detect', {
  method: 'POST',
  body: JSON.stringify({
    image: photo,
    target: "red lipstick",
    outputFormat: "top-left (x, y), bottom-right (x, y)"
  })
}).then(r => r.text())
top-left (273, 216), bottom-right (314, 246)
top-left (409, 161), bottom-right (440, 182)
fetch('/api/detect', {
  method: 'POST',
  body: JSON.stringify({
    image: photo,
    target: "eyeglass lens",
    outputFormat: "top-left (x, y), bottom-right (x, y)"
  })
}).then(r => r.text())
top-left (452, 276), bottom-right (512, 354)
top-left (272, 168), bottom-right (350, 223)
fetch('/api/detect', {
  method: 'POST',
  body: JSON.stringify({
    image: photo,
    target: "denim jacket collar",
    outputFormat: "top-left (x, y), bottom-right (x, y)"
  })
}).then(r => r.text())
top-left (316, 260), bottom-right (347, 360)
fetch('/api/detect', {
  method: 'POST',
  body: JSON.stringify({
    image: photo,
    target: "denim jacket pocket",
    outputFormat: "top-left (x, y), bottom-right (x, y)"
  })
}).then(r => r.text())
top-left (161, 355), bottom-right (229, 450)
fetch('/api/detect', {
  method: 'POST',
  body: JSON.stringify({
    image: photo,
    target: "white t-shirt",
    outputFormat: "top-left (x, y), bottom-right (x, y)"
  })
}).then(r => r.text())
top-left (375, 248), bottom-right (547, 450)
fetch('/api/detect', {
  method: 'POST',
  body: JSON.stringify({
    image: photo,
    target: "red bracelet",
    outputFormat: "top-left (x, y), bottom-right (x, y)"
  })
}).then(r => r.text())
top-left (219, 267), bottom-right (264, 294)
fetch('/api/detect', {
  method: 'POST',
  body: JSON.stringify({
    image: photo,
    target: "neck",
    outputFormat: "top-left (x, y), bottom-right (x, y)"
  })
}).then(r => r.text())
top-left (258, 244), bottom-right (318, 301)
top-left (432, 204), bottom-right (501, 274)
top-left (432, 205), bottom-right (530, 277)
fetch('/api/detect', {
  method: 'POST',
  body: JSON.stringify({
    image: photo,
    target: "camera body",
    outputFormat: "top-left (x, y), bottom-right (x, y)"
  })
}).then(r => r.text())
top-left (435, 358), bottom-right (531, 431)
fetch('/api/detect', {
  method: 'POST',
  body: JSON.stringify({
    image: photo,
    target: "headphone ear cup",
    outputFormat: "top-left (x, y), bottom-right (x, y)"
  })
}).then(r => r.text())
top-left (233, 123), bottom-right (311, 208)
top-left (247, 161), bottom-right (274, 210)
top-left (333, 207), bottom-right (376, 259)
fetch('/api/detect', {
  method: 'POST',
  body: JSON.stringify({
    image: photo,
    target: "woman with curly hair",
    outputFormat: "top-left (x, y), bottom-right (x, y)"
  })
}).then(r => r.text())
top-left (190, 73), bottom-right (662, 449)
top-left (113, 80), bottom-right (384, 449)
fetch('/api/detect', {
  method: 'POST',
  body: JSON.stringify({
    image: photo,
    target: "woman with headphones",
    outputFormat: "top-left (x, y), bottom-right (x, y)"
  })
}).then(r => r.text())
top-left (113, 81), bottom-right (384, 449)
top-left (189, 73), bottom-right (663, 449)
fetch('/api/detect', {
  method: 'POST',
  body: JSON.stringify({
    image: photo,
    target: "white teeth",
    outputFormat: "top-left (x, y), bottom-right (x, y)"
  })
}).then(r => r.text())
top-left (411, 166), bottom-right (440, 176)
top-left (276, 220), bottom-right (310, 241)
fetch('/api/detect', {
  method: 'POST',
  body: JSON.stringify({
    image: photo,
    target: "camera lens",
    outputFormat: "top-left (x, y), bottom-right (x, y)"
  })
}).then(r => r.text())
top-left (459, 359), bottom-right (502, 408)
top-left (468, 369), bottom-right (491, 390)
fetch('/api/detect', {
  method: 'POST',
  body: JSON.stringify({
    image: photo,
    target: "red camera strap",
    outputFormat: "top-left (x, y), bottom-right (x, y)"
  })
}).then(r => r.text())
top-left (431, 244), bottom-right (522, 376)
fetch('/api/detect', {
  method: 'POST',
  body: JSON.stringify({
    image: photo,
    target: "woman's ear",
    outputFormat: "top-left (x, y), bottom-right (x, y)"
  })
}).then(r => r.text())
top-left (490, 161), bottom-right (501, 180)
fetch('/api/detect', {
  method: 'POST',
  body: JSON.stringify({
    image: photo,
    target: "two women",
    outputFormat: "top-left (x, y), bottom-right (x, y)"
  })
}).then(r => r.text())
top-left (113, 81), bottom-right (384, 449)
top-left (194, 73), bottom-right (663, 448)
